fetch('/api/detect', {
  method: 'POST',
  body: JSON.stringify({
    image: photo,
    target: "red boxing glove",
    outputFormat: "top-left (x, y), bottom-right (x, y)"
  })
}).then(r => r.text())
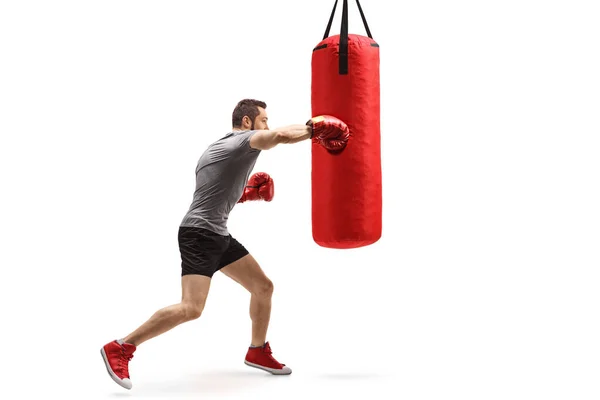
top-left (307, 115), bottom-right (351, 151)
top-left (238, 172), bottom-right (274, 203)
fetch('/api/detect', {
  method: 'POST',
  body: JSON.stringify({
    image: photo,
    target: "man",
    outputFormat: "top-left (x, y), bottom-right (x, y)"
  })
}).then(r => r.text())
top-left (100, 99), bottom-right (350, 390)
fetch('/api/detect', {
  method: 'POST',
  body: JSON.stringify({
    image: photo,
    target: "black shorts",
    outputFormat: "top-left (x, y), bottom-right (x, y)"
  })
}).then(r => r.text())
top-left (178, 226), bottom-right (249, 278)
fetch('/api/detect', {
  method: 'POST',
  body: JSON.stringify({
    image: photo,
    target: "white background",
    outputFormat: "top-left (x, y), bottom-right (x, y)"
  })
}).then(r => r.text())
top-left (1, 0), bottom-right (599, 399)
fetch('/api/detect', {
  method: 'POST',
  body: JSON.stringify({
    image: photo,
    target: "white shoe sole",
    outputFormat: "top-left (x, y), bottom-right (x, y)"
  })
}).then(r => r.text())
top-left (244, 360), bottom-right (292, 375)
top-left (100, 347), bottom-right (133, 390)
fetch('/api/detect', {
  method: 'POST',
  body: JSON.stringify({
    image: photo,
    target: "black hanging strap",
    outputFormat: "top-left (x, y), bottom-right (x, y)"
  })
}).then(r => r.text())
top-left (339, 0), bottom-right (349, 74)
top-left (321, 0), bottom-right (374, 75)
top-left (323, 0), bottom-right (339, 40)
top-left (355, 0), bottom-right (373, 38)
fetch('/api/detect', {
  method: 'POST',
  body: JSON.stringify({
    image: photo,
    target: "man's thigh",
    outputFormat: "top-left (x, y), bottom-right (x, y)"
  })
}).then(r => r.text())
top-left (217, 235), bottom-right (250, 272)
top-left (178, 226), bottom-right (229, 278)
top-left (218, 237), bottom-right (270, 292)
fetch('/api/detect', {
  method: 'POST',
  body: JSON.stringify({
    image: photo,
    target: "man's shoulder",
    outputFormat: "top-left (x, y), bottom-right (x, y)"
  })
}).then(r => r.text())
top-left (222, 130), bottom-right (259, 150)
top-left (230, 130), bottom-right (257, 138)
top-left (202, 130), bottom-right (258, 159)
top-left (214, 130), bottom-right (255, 142)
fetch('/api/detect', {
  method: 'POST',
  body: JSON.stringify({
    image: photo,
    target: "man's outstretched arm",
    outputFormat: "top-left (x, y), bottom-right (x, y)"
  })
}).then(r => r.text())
top-left (249, 125), bottom-right (311, 150)
top-left (249, 116), bottom-right (350, 151)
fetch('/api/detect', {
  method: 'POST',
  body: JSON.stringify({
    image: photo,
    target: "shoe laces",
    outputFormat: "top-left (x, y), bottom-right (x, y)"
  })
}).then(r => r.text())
top-left (262, 343), bottom-right (272, 354)
top-left (262, 343), bottom-right (285, 367)
top-left (119, 348), bottom-right (134, 376)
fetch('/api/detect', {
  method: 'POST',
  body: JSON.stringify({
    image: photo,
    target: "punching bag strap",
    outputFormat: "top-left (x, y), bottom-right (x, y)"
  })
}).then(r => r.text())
top-left (323, 0), bottom-right (339, 40)
top-left (339, 0), bottom-right (349, 74)
top-left (322, 0), bottom-right (373, 75)
top-left (355, 0), bottom-right (373, 39)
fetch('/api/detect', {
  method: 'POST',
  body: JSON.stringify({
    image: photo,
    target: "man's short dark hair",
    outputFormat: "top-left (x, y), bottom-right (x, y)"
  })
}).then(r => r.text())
top-left (232, 99), bottom-right (267, 128)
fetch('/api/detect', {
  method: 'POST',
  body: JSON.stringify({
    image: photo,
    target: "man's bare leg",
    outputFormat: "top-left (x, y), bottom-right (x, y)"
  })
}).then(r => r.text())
top-left (220, 253), bottom-right (291, 375)
top-left (123, 274), bottom-right (211, 346)
top-left (101, 274), bottom-right (213, 389)
top-left (220, 254), bottom-right (273, 346)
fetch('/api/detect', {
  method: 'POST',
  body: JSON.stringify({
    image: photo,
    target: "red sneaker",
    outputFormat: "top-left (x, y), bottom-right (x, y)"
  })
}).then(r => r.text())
top-left (100, 340), bottom-right (136, 389)
top-left (244, 341), bottom-right (292, 375)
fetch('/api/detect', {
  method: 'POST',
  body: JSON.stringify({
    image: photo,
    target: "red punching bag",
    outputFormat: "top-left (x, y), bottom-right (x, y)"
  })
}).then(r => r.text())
top-left (311, 0), bottom-right (382, 249)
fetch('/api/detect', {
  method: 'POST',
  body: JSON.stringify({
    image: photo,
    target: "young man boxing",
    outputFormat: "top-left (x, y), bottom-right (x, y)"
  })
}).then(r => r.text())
top-left (100, 99), bottom-right (350, 390)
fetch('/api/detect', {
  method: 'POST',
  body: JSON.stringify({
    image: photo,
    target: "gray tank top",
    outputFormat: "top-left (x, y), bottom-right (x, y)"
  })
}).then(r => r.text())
top-left (180, 130), bottom-right (261, 236)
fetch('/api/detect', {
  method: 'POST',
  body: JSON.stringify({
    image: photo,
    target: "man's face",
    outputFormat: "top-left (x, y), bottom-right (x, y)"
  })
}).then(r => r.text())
top-left (251, 107), bottom-right (269, 130)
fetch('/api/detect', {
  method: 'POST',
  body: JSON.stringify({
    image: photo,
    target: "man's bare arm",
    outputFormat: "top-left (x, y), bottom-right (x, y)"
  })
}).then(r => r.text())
top-left (249, 125), bottom-right (312, 150)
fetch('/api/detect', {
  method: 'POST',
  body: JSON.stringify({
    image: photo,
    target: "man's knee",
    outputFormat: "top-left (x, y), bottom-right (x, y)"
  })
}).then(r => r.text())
top-left (180, 273), bottom-right (211, 320)
top-left (182, 301), bottom-right (204, 321)
top-left (253, 278), bottom-right (274, 297)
